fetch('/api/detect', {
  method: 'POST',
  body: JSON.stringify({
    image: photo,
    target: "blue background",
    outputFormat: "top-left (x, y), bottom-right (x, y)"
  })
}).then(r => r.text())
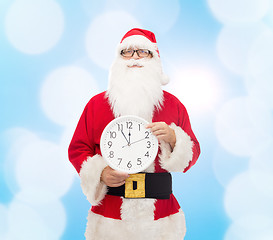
top-left (1, 0), bottom-right (273, 239)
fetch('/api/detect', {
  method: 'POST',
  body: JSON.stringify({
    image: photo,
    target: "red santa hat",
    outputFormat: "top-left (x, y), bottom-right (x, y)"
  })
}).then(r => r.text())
top-left (119, 28), bottom-right (160, 57)
top-left (117, 28), bottom-right (169, 85)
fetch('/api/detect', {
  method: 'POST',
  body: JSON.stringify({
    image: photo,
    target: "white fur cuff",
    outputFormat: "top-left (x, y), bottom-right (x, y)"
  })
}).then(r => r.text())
top-left (159, 123), bottom-right (193, 172)
top-left (80, 155), bottom-right (108, 206)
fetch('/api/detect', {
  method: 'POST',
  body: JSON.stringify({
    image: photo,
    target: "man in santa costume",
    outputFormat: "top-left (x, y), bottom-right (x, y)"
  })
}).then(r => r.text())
top-left (68, 28), bottom-right (200, 239)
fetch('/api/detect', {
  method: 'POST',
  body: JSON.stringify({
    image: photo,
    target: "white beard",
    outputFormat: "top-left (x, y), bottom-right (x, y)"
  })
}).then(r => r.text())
top-left (107, 57), bottom-right (164, 122)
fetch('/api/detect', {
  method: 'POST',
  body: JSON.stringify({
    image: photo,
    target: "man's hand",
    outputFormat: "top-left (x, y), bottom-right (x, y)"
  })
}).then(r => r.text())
top-left (146, 122), bottom-right (176, 150)
top-left (101, 166), bottom-right (129, 187)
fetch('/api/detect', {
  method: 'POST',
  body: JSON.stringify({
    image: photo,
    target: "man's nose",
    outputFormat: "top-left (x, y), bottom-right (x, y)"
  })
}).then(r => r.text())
top-left (132, 51), bottom-right (140, 59)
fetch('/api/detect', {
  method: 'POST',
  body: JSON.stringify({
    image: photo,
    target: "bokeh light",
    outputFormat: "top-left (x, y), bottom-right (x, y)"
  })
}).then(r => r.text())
top-left (224, 214), bottom-right (273, 240)
top-left (249, 140), bottom-right (273, 199)
top-left (165, 65), bottom-right (221, 114)
top-left (216, 23), bottom-right (268, 75)
top-left (215, 96), bottom-right (273, 157)
top-left (4, 128), bottom-right (39, 195)
top-left (248, 28), bottom-right (273, 76)
top-left (224, 172), bottom-right (273, 221)
top-left (0, 204), bottom-right (8, 239)
top-left (85, 11), bottom-right (141, 69)
top-left (15, 139), bottom-right (74, 202)
top-left (40, 66), bottom-right (99, 127)
top-left (5, 0), bottom-right (64, 54)
top-left (208, 0), bottom-right (270, 24)
top-left (104, 0), bottom-right (181, 34)
top-left (5, 199), bottom-right (66, 240)
top-left (212, 147), bottom-right (248, 187)
top-left (245, 69), bottom-right (273, 111)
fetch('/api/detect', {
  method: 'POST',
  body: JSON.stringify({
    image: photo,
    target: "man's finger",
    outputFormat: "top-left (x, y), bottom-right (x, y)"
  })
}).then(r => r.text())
top-left (146, 123), bottom-right (157, 129)
top-left (108, 181), bottom-right (126, 187)
top-left (112, 171), bottom-right (129, 178)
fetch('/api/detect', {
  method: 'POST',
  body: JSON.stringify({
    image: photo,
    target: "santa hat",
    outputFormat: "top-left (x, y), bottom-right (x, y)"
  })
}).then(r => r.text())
top-left (117, 28), bottom-right (169, 85)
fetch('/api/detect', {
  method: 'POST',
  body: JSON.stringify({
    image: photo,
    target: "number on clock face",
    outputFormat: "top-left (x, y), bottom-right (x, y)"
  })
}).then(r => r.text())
top-left (100, 115), bottom-right (159, 173)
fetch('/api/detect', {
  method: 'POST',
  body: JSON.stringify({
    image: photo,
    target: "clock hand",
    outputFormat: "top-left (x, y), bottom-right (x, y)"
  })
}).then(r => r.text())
top-left (121, 130), bottom-right (130, 145)
top-left (130, 138), bottom-right (146, 145)
top-left (128, 129), bottom-right (131, 144)
top-left (122, 137), bottom-right (146, 148)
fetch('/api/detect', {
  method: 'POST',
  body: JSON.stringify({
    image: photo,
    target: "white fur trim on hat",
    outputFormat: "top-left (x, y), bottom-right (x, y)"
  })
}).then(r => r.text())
top-left (159, 123), bottom-right (193, 172)
top-left (118, 35), bottom-right (160, 59)
top-left (79, 154), bottom-right (108, 206)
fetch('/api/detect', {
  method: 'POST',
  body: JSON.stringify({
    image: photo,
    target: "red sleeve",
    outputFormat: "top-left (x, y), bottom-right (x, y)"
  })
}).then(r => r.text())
top-left (178, 104), bottom-right (201, 173)
top-left (68, 101), bottom-right (95, 173)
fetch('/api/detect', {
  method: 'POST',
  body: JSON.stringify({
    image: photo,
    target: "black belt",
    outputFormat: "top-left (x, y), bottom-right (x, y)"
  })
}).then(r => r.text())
top-left (107, 172), bottom-right (172, 199)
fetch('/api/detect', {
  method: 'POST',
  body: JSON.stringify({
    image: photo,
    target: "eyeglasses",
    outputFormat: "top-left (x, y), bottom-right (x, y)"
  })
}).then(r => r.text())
top-left (120, 49), bottom-right (152, 58)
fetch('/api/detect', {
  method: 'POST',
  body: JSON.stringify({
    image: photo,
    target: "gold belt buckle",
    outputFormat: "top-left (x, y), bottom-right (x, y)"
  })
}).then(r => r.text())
top-left (125, 173), bottom-right (146, 198)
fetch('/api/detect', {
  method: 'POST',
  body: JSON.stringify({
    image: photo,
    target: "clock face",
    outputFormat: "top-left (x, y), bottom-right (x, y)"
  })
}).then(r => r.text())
top-left (100, 115), bottom-right (159, 174)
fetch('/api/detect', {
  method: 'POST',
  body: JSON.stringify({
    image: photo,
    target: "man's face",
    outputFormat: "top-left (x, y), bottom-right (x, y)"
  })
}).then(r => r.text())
top-left (120, 48), bottom-right (153, 68)
top-left (108, 46), bottom-right (163, 120)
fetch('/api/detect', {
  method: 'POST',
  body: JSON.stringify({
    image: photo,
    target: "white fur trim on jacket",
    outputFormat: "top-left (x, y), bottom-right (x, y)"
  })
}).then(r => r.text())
top-left (85, 209), bottom-right (186, 240)
top-left (79, 154), bottom-right (108, 206)
top-left (159, 123), bottom-right (193, 172)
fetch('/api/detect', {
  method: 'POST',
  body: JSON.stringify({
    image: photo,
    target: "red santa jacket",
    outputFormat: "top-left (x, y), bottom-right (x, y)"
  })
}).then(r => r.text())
top-left (68, 90), bottom-right (200, 220)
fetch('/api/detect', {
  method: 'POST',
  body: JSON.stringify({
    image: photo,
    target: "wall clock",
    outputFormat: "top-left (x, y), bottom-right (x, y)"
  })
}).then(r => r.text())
top-left (100, 115), bottom-right (159, 174)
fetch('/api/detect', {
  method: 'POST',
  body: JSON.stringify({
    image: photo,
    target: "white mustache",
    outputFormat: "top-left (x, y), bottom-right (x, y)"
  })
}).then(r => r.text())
top-left (126, 59), bottom-right (145, 67)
